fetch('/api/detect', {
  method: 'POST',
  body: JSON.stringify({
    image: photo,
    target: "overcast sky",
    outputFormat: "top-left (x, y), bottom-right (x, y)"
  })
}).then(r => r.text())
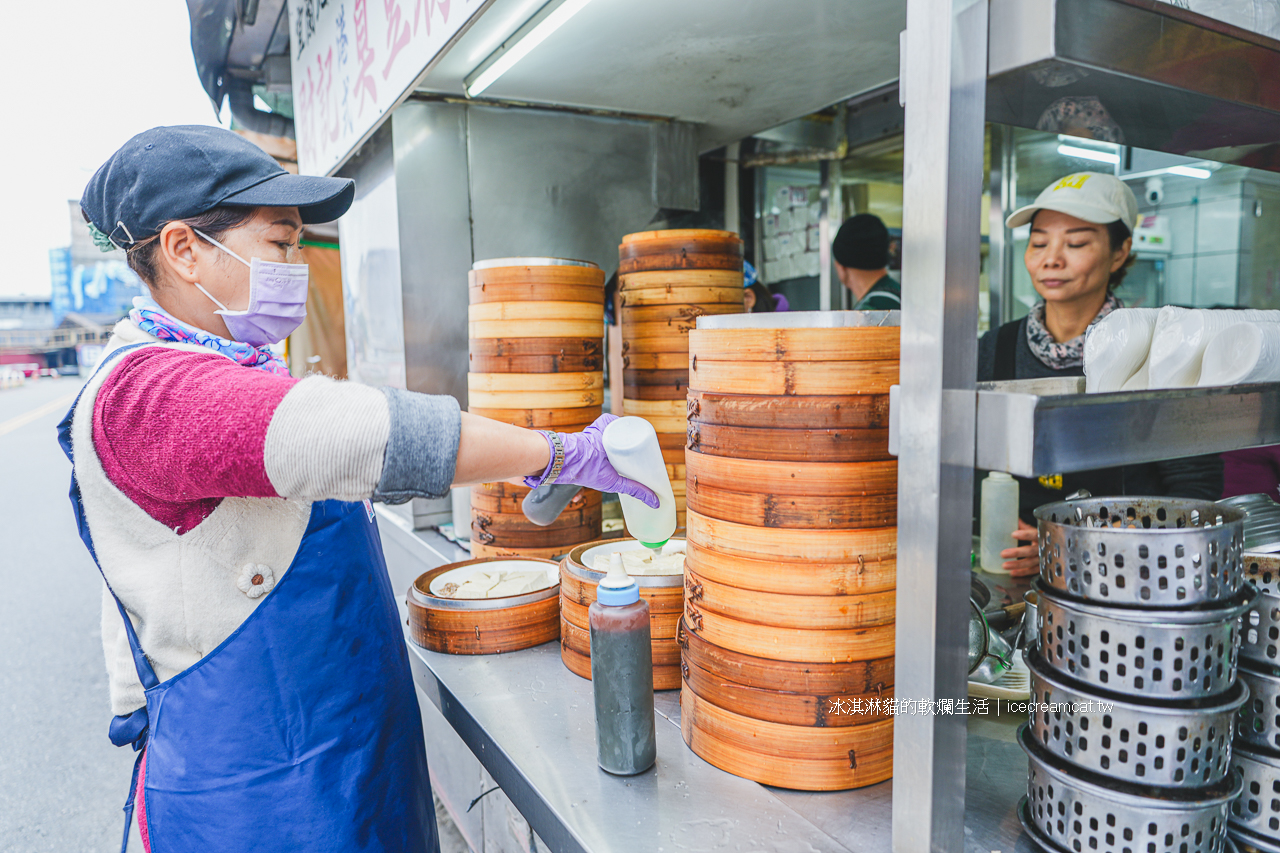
top-left (0, 1), bottom-right (223, 297)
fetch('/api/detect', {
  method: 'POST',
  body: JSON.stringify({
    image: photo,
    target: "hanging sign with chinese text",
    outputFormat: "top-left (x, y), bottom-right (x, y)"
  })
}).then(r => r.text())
top-left (288, 0), bottom-right (485, 176)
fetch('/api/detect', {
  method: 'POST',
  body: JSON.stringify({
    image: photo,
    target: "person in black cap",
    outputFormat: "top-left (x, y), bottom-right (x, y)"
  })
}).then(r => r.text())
top-left (832, 213), bottom-right (901, 310)
top-left (64, 126), bottom-right (657, 853)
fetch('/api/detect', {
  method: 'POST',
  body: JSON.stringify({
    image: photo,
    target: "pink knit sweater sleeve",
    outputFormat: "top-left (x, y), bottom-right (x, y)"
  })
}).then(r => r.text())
top-left (92, 348), bottom-right (299, 534)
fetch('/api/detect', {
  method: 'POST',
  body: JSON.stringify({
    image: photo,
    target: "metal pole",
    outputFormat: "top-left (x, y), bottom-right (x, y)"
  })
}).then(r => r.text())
top-left (892, 0), bottom-right (987, 850)
top-left (819, 160), bottom-right (833, 312)
top-left (724, 142), bottom-right (741, 236)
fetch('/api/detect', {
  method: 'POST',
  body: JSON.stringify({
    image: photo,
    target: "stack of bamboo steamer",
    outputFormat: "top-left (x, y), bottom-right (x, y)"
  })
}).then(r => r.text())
top-left (617, 229), bottom-right (745, 528)
top-left (680, 311), bottom-right (900, 791)
top-left (468, 258), bottom-right (605, 558)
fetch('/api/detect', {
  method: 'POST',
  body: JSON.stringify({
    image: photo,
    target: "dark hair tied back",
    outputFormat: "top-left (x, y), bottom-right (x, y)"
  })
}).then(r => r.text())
top-left (81, 206), bottom-right (256, 288)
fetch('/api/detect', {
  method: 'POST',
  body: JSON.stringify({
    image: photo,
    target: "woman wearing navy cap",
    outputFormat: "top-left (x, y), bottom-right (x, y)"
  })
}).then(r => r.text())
top-left (63, 125), bottom-right (657, 853)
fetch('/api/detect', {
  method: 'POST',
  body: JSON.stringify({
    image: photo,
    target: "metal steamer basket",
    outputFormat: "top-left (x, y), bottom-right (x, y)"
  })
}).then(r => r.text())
top-left (1238, 661), bottom-right (1280, 754)
top-left (1230, 742), bottom-right (1280, 843)
top-left (1034, 581), bottom-right (1257, 701)
top-left (1242, 552), bottom-right (1280, 666)
top-left (1027, 651), bottom-right (1247, 788)
top-left (1036, 498), bottom-right (1245, 608)
top-left (1019, 725), bottom-right (1242, 853)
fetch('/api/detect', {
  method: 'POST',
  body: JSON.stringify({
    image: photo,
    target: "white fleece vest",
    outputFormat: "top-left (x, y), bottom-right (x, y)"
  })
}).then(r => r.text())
top-left (73, 323), bottom-right (312, 715)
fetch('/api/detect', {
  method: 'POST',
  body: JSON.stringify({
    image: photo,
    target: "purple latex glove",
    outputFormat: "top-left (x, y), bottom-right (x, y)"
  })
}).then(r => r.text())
top-left (524, 413), bottom-right (660, 508)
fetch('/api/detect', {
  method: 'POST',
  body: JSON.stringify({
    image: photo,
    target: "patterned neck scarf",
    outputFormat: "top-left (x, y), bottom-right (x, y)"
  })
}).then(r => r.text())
top-left (1025, 294), bottom-right (1123, 370)
top-left (129, 297), bottom-right (291, 376)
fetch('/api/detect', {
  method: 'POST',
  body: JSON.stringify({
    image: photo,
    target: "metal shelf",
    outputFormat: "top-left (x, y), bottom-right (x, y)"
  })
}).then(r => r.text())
top-left (975, 378), bottom-right (1280, 476)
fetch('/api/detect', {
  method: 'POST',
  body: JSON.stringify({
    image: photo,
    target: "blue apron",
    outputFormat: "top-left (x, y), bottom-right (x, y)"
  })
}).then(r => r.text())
top-left (58, 344), bottom-right (439, 853)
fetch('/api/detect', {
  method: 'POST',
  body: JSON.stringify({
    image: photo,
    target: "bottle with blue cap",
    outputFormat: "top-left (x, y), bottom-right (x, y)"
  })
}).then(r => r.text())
top-left (588, 553), bottom-right (656, 775)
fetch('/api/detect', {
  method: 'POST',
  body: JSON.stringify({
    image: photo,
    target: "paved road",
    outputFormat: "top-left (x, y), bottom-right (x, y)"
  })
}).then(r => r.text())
top-left (0, 377), bottom-right (135, 853)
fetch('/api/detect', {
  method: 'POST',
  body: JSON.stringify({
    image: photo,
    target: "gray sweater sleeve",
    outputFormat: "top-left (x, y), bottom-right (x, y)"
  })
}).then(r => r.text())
top-left (372, 387), bottom-right (462, 504)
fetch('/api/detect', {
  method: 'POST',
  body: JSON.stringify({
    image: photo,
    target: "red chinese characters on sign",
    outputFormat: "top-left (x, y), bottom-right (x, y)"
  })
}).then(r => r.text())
top-left (314, 47), bottom-right (339, 142)
top-left (411, 0), bottom-right (450, 36)
top-left (383, 0), bottom-right (411, 79)
top-left (352, 0), bottom-right (378, 115)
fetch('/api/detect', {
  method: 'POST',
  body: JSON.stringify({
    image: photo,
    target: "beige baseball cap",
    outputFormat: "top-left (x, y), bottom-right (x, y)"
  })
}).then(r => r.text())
top-left (1006, 172), bottom-right (1139, 231)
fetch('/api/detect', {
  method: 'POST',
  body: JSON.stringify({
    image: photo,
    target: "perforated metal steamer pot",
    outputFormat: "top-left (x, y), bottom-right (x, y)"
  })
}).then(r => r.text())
top-left (1027, 650), bottom-right (1247, 788)
top-left (1241, 552), bottom-right (1280, 667)
top-left (1036, 497), bottom-right (1245, 609)
top-left (1019, 725), bottom-right (1242, 853)
top-left (1229, 743), bottom-right (1280, 846)
top-left (1033, 581), bottom-right (1257, 701)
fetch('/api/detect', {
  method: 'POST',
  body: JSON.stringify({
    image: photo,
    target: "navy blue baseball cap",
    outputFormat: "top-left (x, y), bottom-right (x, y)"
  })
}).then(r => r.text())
top-left (81, 125), bottom-right (355, 249)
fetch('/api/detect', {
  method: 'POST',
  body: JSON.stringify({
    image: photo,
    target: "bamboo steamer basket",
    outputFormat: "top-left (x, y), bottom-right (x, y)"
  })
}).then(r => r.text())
top-left (471, 481), bottom-right (602, 515)
top-left (689, 324), bottom-right (900, 363)
top-left (468, 388), bottom-right (603, 410)
top-left (686, 450), bottom-right (896, 497)
top-left (471, 542), bottom-right (576, 560)
top-left (680, 688), bottom-right (893, 791)
top-left (620, 351), bottom-right (691, 371)
top-left (687, 476), bottom-right (896, 529)
top-left (471, 505), bottom-right (603, 549)
top-left (470, 318), bottom-right (604, 339)
top-left (406, 558), bottom-right (560, 654)
top-left (687, 511), bottom-right (897, 565)
top-left (684, 540), bottom-right (895, 596)
top-left (619, 303), bottom-right (741, 325)
top-left (557, 538), bottom-right (686, 690)
top-left (468, 336), bottom-right (602, 375)
top-left (687, 390), bottom-right (891, 431)
top-left (679, 618), bottom-right (893, 695)
top-left (689, 360), bottom-right (898, 397)
top-left (468, 257), bottom-right (604, 304)
top-left (618, 230), bottom-right (744, 274)
top-left (684, 599), bottom-right (895, 663)
top-left (467, 407), bottom-right (601, 430)
top-left (684, 568), bottom-right (895, 631)
top-left (468, 372), bottom-right (603, 393)
top-left (469, 301), bottom-right (603, 324)
top-left (687, 421), bottom-right (890, 463)
top-left (619, 270), bottom-right (744, 293)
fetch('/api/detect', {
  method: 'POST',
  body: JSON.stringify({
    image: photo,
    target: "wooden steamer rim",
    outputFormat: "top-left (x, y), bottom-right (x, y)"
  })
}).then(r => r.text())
top-left (694, 309), bottom-right (900, 331)
top-left (687, 421), bottom-right (891, 463)
top-left (688, 326), bottom-right (900, 363)
top-left (560, 615), bottom-right (682, 666)
top-left (468, 257), bottom-right (604, 301)
top-left (684, 567), bottom-right (896, 630)
top-left (686, 510), bottom-right (897, 563)
top-left (684, 600), bottom-right (895, 663)
top-left (687, 477), bottom-right (897, 530)
top-left (687, 360), bottom-right (899, 397)
top-left (686, 449), bottom-right (897, 497)
top-left (406, 558), bottom-right (561, 655)
top-left (684, 540), bottom-right (895, 596)
top-left (681, 688), bottom-right (894, 791)
top-left (562, 538), bottom-right (688, 589)
top-left (472, 256), bottom-right (599, 270)
top-left (468, 301), bottom-right (604, 322)
top-left (467, 406), bottom-right (602, 429)
top-left (468, 372), bottom-right (603, 392)
top-left (560, 619), bottom-right (683, 690)
top-left (687, 390), bottom-right (890, 430)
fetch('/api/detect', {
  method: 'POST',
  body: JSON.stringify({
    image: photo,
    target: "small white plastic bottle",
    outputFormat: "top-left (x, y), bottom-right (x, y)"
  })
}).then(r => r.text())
top-left (980, 472), bottom-right (1021, 574)
top-left (602, 417), bottom-right (677, 550)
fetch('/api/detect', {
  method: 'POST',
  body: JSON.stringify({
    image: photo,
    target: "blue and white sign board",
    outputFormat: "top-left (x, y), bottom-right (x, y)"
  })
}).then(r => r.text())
top-left (288, 0), bottom-right (487, 176)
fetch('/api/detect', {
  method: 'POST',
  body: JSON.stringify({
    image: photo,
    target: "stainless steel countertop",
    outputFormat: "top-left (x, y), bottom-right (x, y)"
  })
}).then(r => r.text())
top-left (378, 510), bottom-right (1035, 853)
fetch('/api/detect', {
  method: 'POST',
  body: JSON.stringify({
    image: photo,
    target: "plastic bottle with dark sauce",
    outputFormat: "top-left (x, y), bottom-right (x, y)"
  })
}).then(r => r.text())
top-left (588, 553), bottom-right (656, 775)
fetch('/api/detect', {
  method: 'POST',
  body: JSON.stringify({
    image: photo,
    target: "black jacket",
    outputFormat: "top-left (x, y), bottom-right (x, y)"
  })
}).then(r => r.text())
top-left (977, 316), bottom-right (1223, 522)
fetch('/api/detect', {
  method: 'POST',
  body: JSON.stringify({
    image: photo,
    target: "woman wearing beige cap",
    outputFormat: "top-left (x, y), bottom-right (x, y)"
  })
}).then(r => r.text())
top-left (978, 171), bottom-right (1222, 574)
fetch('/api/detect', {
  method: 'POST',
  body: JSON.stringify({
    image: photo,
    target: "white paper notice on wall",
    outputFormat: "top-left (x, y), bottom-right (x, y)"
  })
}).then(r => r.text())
top-left (289, 0), bottom-right (486, 176)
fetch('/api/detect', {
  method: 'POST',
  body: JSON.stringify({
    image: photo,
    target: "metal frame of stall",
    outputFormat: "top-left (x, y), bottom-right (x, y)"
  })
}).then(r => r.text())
top-left (895, 1), bottom-right (1280, 850)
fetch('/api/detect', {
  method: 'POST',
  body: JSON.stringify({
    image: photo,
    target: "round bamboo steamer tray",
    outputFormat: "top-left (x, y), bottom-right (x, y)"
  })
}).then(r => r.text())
top-left (470, 319), bottom-right (603, 339)
top-left (623, 322), bottom-right (698, 345)
top-left (686, 450), bottom-right (896, 497)
top-left (621, 351), bottom-right (690, 371)
top-left (622, 382), bottom-right (687, 401)
top-left (680, 688), bottom-right (893, 791)
top-left (687, 391), bottom-right (890, 430)
top-left (684, 568), bottom-right (895, 630)
top-left (679, 617), bottom-right (893, 694)
top-left (472, 510), bottom-right (602, 549)
top-left (468, 389), bottom-right (603, 409)
top-left (682, 655), bottom-right (890, 728)
top-left (560, 619), bottom-right (683, 689)
top-left (406, 558), bottom-right (560, 654)
top-left (469, 352), bottom-right (602, 374)
top-left (684, 540), bottom-right (895, 596)
top-left (468, 301), bottom-right (603, 323)
top-left (684, 600), bottom-right (895, 663)
top-left (619, 230), bottom-right (743, 275)
top-left (619, 286), bottom-right (744, 308)
top-left (622, 398), bottom-right (685, 418)
top-left (470, 541), bottom-right (580, 560)
top-left (471, 483), bottom-right (602, 515)
top-left (687, 422), bottom-right (890, 463)
top-left (470, 281), bottom-right (603, 305)
top-left (686, 510), bottom-right (897, 564)
top-left (687, 478), bottom-right (896, 529)
top-left (559, 614), bottom-right (683, 666)
top-left (469, 336), bottom-right (602, 359)
top-left (560, 596), bottom-right (681, 639)
top-left (688, 359), bottom-right (898, 397)
top-left (619, 270), bottom-right (745, 293)
top-left (470, 256), bottom-right (601, 283)
top-left (688, 326), bottom-right (899, 363)
top-left (468, 407), bottom-right (601, 429)
top-left (620, 303), bottom-right (741, 325)
top-left (468, 372), bottom-right (602, 393)
top-left (624, 368), bottom-right (688, 387)
top-left (471, 502), bottom-right (601, 534)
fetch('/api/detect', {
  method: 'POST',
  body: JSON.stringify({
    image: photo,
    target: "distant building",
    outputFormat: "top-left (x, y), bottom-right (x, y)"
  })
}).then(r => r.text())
top-left (48, 201), bottom-right (144, 326)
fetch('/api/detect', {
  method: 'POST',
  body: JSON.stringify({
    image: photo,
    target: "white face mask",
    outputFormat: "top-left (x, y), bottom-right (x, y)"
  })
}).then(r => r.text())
top-left (192, 229), bottom-right (309, 347)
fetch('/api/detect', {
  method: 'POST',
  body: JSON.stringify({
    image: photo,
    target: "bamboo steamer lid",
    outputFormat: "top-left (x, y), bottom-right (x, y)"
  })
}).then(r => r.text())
top-left (619, 230), bottom-right (744, 275)
top-left (406, 558), bottom-right (561, 654)
top-left (687, 390), bottom-right (890, 431)
top-left (686, 450), bottom-right (896, 497)
top-left (684, 599), bottom-right (894, 663)
top-left (684, 540), bottom-right (895, 596)
top-left (468, 256), bottom-right (604, 302)
top-left (680, 688), bottom-right (893, 791)
top-left (678, 617), bottom-right (893, 694)
top-left (684, 568), bottom-right (895, 631)
top-left (686, 510), bottom-right (896, 564)
top-left (467, 407), bottom-right (601, 429)
top-left (687, 421), bottom-right (891, 463)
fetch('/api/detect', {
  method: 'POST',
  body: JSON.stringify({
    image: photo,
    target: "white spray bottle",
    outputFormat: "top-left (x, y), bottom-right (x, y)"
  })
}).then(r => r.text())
top-left (602, 417), bottom-right (677, 552)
